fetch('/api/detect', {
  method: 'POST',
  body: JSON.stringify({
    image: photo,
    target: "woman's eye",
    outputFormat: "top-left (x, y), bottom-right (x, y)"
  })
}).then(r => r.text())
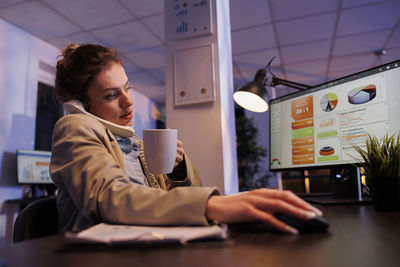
top-left (106, 93), bottom-right (118, 100)
top-left (125, 86), bottom-right (132, 92)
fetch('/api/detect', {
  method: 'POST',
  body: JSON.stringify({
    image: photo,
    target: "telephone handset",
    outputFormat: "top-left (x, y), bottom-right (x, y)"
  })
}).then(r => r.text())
top-left (63, 100), bottom-right (135, 138)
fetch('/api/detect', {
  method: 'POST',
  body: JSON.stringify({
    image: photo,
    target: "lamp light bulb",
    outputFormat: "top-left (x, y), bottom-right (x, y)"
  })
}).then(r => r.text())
top-left (233, 91), bottom-right (269, 112)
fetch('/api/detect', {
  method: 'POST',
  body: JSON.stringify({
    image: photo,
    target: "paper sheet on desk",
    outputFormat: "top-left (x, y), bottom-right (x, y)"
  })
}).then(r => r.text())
top-left (66, 223), bottom-right (228, 245)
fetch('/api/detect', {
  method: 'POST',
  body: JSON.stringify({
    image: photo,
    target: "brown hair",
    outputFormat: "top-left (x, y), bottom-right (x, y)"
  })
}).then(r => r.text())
top-left (55, 43), bottom-right (121, 106)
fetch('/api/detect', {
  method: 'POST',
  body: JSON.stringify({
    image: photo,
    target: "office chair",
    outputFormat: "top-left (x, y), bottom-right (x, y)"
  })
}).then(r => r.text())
top-left (13, 196), bottom-right (58, 243)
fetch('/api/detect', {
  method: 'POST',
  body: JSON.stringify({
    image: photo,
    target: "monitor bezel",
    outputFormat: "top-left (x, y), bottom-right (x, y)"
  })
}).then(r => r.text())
top-left (269, 59), bottom-right (400, 172)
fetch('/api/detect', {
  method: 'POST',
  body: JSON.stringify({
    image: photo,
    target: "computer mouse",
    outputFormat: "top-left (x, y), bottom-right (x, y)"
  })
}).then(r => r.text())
top-left (274, 212), bottom-right (330, 233)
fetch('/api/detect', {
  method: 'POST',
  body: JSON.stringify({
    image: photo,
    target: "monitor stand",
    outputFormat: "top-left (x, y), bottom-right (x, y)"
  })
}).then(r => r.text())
top-left (303, 167), bottom-right (372, 205)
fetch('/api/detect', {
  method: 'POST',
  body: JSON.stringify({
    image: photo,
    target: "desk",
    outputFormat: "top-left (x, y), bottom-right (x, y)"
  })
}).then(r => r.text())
top-left (1, 205), bottom-right (399, 267)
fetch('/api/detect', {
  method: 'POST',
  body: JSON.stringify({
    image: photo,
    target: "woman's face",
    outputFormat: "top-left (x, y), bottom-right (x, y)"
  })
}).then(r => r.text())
top-left (86, 62), bottom-right (134, 126)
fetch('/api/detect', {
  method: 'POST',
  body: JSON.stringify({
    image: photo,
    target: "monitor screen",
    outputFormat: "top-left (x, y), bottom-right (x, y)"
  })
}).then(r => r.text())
top-left (270, 59), bottom-right (400, 171)
top-left (17, 149), bottom-right (53, 184)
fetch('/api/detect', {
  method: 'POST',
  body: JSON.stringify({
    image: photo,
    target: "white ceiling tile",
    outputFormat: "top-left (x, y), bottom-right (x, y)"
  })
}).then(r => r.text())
top-left (233, 63), bottom-right (259, 83)
top-left (285, 59), bottom-right (328, 86)
top-left (276, 13), bottom-right (336, 46)
top-left (233, 79), bottom-right (247, 92)
top-left (387, 27), bottom-right (400, 49)
top-left (90, 21), bottom-right (162, 53)
top-left (329, 50), bottom-right (399, 80)
top-left (130, 71), bottom-right (160, 88)
top-left (376, 47), bottom-right (400, 64)
top-left (282, 39), bottom-right (331, 64)
top-left (42, 0), bottom-right (134, 30)
top-left (231, 24), bottom-right (276, 55)
top-left (119, 0), bottom-right (164, 17)
top-left (233, 62), bottom-right (246, 81)
top-left (337, 1), bottom-right (400, 36)
top-left (233, 48), bottom-right (281, 81)
top-left (0, 0), bottom-right (397, 106)
top-left (328, 67), bottom-right (362, 81)
top-left (149, 68), bottom-right (165, 83)
top-left (117, 55), bottom-right (142, 74)
top-left (329, 54), bottom-right (376, 74)
top-left (229, 0), bottom-right (271, 31)
top-left (0, 0), bottom-right (27, 8)
top-left (310, 76), bottom-right (326, 86)
top-left (342, 0), bottom-right (387, 9)
top-left (46, 32), bottom-right (105, 50)
top-left (125, 47), bottom-right (165, 69)
top-left (270, 0), bottom-right (339, 21)
top-left (328, 52), bottom-right (400, 80)
top-left (234, 49), bottom-right (281, 70)
top-left (274, 87), bottom-right (300, 97)
top-left (142, 14), bottom-right (165, 41)
top-left (0, 1), bottom-right (80, 39)
top-left (333, 30), bottom-right (390, 57)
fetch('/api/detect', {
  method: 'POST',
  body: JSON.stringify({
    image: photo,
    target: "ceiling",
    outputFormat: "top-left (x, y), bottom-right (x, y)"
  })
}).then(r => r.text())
top-left (0, 0), bottom-right (399, 104)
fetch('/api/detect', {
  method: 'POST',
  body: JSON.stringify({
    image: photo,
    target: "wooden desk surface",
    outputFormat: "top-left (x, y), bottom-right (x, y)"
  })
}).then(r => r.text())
top-left (1, 205), bottom-right (400, 267)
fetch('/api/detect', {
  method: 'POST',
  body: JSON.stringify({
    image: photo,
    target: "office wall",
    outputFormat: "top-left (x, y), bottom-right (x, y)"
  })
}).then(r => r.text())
top-left (0, 18), bottom-right (59, 246)
top-left (0, 18), bottom-right (158, 246)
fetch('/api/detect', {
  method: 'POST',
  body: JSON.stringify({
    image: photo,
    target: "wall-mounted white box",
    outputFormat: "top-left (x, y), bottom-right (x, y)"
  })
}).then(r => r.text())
top-left (173, 45), bottom-right (215, 106)
top-left (168, 0), bottom-right (213, 40)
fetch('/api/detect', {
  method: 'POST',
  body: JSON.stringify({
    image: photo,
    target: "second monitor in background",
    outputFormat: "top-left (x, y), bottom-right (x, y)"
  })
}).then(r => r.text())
top-left (16, 149), bottom-right (55, 198)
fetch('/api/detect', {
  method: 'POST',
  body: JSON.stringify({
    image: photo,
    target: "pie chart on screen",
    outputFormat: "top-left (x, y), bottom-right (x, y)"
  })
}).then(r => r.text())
top-left (320, 93), bottom-right (338, 112)
top-left (348, 84), bottom-right (376, 104)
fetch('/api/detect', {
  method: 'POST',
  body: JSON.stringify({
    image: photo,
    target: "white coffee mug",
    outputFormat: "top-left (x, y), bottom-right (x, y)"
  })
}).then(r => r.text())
top-left (143, 129), bottom-right (178, 174)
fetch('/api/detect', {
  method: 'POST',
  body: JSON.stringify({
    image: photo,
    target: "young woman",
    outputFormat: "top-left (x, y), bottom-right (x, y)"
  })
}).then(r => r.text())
top-left (50, 44), bottom-right (322, 234)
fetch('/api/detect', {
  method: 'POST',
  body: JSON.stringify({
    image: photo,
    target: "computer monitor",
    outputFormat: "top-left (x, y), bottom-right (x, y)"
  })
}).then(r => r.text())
top-left (17, 149), bottom-right (52, 185)
top-left (270, 59), bottom-right (400, 172)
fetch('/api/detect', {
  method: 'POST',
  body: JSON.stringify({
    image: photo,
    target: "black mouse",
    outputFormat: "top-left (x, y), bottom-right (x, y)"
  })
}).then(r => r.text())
top-left (274, 212), bottom-right (330, 232)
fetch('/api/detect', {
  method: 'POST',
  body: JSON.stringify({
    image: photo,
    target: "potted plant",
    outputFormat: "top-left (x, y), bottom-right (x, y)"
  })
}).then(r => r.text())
top-left (353, 133), bottom-right (400, 211)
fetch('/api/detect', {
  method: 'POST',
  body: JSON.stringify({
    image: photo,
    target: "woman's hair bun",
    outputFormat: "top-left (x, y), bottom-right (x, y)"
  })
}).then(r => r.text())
top-left (61, 43), bottom-right (79, 57)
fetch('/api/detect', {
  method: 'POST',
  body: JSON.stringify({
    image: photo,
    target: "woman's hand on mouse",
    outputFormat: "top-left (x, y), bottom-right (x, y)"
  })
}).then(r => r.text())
top-left (206, 188), bottom-right (323, 234)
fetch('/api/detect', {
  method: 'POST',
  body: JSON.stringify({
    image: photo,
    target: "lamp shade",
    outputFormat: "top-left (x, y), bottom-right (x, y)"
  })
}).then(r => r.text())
top-left (233, 69), bottom-right (269, 113)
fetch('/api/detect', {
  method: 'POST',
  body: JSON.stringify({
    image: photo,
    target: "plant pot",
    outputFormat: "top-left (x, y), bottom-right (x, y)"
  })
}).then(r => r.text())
top-left (368, 177), bottom-right (400, 211)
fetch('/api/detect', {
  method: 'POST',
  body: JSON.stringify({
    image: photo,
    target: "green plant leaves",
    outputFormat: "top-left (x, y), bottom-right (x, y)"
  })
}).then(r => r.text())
top-left (353, 133), bottom-right (400, 178)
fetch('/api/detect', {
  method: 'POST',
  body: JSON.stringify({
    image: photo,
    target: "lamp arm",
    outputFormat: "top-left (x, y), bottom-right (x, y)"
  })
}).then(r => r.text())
top-left (270, 76), bottom-right (312, 91)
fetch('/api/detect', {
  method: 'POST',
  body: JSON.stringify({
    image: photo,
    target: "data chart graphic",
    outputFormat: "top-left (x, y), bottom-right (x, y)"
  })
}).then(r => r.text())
top-left (320, 93), bottom-right (338, 112)
top-left (348, 84), bottom-right (376, 105)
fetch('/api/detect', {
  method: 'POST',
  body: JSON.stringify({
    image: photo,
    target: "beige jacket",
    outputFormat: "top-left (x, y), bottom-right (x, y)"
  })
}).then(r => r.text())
top-left (50, 113), bottom-right (218, 232)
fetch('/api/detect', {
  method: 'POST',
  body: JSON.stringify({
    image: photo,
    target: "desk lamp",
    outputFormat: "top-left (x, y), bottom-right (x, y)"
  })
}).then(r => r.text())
top-left (233, 57), bottom-right (312, 112)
